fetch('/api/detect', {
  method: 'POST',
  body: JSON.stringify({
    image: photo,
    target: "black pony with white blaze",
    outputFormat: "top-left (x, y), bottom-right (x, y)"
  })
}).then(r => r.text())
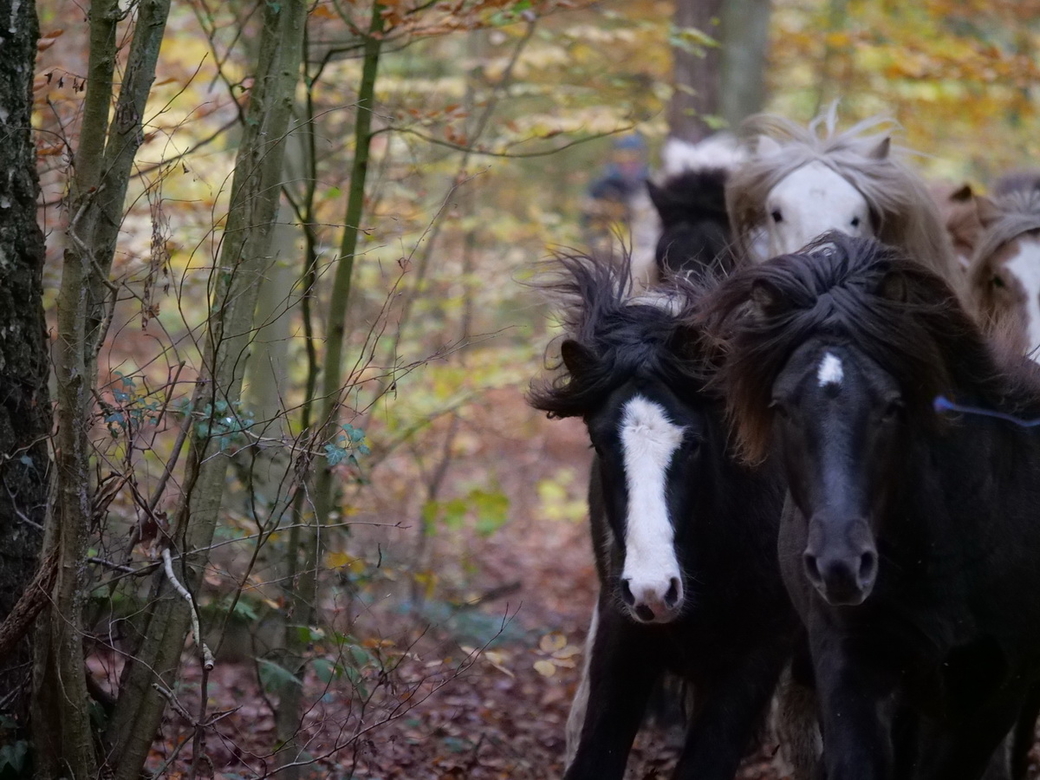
top-left (530, 255), bottom-right (799, 780)
top-left (707, 233), bottom-right (1040, 780)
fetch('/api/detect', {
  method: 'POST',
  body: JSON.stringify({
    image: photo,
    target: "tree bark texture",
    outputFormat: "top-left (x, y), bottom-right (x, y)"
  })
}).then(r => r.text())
top-left (720, 0), bottom-right (772, 127)
top-left (0, 0), bottom-right (53, 725)
top-left (668, 0), bottom-right (724, 142)
top-left (102, 0), bottom-right (307, 774)
top-left (668, 0), bottom-right (773, 140)
top-left (34, 0), bottom-right (171, 773)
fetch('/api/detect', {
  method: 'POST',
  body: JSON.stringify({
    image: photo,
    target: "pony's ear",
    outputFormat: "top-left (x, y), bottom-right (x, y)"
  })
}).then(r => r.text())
top-left (881, 272), bottom-right (910, 303)
top-left (560, 339), bottom-right (597, 376)
top-left (974, 196), bottom-right (1001, 228)
top-left (748, 280), bottom-right (780, 321)
top-left (646, 179), bottom-right (668, 215)
top-left (755, 135), bottom-right (782, 157)
top-left (867, 136), bottom-right (891, 160)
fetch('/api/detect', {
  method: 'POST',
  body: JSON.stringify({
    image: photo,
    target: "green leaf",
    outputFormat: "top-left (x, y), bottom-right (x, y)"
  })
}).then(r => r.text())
top-left (257, 658), bottom-right (302, 692)
top-left (347, 643), bottom-right (374, 668)
top-left (470, 489), bottom-right (509, 536)
top-left (312, 657), bottom-right (340, 684)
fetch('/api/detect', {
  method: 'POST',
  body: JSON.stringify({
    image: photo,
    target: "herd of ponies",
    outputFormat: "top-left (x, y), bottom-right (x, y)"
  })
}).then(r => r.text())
top-left (528, 107), bottom-right (1040, 780)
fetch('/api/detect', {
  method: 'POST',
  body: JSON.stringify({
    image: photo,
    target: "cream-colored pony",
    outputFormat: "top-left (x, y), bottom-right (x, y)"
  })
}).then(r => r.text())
top-left (726, 107), bottom-right (963, 297)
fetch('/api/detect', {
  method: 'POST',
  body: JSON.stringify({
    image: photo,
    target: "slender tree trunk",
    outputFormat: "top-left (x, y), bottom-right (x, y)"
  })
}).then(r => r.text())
top-left (101, 0), bottom-right (307, 776)
top-left (813, 0), bottom-right (848, 114)
top-left (668, 0), bottom-right (772, 139)
top-left (269, 5), bottom-right (385, 772)
top-left (34, 0), bottom-right (172, 773)
top-left (720, 0), bottom-right (772, 126)
top-left (0, 0), bottom-right (53, 725)
top-left (311, 1), bottom-right (385, 531)
top-left (668, 0), bottom-right (724, 142)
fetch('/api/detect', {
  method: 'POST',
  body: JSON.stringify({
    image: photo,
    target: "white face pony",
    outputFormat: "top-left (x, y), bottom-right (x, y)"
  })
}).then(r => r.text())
top-left (725, 109), bottom-right (962, 297)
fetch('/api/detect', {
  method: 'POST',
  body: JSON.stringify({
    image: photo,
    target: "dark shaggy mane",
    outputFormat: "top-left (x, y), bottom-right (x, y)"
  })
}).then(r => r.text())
top-left (704, 233), bottom-right (1040, 462)
top-left (528, 252), bottom-right (715, 419)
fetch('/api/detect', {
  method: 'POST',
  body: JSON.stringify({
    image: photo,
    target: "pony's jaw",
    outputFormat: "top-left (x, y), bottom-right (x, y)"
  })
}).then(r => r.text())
top-left (765, 161), bottom-right (872, 257)
top-left (618, 395), bottom-right (685, 624)
top-left (1001, 235), bottom-right (1040, 362)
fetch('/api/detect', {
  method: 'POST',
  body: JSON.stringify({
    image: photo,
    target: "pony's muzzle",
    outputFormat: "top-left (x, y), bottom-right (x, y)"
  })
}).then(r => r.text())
top-left (803, 518), bottom-right (877, 606)
top-left (620, 575), bottom-right (684, 623)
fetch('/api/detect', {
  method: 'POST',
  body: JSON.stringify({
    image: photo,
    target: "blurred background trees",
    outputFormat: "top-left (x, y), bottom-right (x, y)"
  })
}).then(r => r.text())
top-left (2, 0), bottom-right (1039, 776)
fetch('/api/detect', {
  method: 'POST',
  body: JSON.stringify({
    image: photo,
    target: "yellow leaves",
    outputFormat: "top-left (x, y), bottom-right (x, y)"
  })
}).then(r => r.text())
top-left (533, 660), bottom-right (557, 677)
top-left (537, 468), bottom-right (587, 523)
top-left (539, 632), bottom-right (567, 653)
top-left (325, 550), bottom-right (370, 576)
top-left (533, 632), bottom-right (582, 677)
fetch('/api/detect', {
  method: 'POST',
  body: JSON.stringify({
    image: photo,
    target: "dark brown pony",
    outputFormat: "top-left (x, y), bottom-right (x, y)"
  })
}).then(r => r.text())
top-left (706, 233), bottom-right (1040, 780)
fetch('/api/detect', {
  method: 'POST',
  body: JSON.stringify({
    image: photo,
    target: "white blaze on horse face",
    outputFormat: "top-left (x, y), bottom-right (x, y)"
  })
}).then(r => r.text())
top-left (765, 161), bottom-right (872, 258)
top-left (817, 352), bottom-right (844, 387)
top-left (619, 396), bottom-right (685, 621)
top-left (1004, 236), bottom-right (1040, 362)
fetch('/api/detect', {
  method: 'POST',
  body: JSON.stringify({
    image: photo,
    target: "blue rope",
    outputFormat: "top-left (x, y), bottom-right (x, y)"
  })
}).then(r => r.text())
top-left (933, 395), bottom-right (1040, 428)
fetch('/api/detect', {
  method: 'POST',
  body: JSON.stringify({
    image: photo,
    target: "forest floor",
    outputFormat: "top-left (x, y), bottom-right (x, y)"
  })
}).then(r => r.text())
top-left (132, 388), bottom-right (1040, 779)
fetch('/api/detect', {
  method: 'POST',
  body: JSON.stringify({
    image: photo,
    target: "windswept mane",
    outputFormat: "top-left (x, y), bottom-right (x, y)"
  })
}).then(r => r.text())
top-left (969, 189), bottom-right (1040, 280)
top-left (726, 108), bottom-right (959, 290)
top-left (528, 253), bottom-right (711, 419)
top-left (992, 169), bottom-right (1040, 197)
top-left (706, 233), bottom-right (1033, 462)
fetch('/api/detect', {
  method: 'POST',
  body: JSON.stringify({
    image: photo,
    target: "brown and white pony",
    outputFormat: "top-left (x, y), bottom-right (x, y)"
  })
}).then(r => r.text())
top-left (967, 187), bottom-right (1040, 361)
top-left (725, 107), bottom-right (963, 297)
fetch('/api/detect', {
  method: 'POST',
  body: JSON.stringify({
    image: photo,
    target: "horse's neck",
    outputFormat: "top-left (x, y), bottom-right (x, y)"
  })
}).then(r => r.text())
top-left (897, 421), bottom-right (1034, 548)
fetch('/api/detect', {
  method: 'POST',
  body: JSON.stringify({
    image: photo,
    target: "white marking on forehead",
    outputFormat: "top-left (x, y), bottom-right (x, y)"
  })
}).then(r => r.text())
top-left (619, 396), bottom-right (684, 595)
top-left (817, 352), bottom-right (844, 387)
top-left (1003, 236), bottom-right (1040, 363)
top-left (765, 161), bottom-right (872, 258)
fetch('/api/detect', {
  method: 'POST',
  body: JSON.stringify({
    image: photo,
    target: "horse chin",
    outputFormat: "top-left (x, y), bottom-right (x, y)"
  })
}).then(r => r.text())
top-left (815, 581), bottom-right (873, 607)
top-left (625, 603), bottom-right (683, 625)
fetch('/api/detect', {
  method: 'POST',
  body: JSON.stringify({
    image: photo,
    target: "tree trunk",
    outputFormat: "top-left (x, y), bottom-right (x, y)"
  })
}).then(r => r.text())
top-left (102, 0), bottom-right (307, 774)
top-left (668, 0), bottom-right (724, 142)
top-left (720, 0), bottom-right (772, 127)
top-left (0, 0), bottom-right (53, 725)
top-left (34, 0), bottom-right (172, 773)
top-left (668, 0), bottom-right (773, 140)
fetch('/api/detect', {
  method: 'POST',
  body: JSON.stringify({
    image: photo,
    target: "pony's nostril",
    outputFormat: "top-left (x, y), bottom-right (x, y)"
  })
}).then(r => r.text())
top-left (635, 604), bottom-right (655, 622)
top-left (859, 550), bottom-right (878, 584)
top-left (664, 577), bottom-right (681, 608)
top-left (621, 579), bottom-right (635, 606)
top-left (803, 553), bottom-right (822, 584)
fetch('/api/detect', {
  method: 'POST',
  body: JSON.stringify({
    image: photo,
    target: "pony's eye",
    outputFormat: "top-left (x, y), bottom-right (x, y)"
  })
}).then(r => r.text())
top-left (991, 274), bottom-right (1006, 289)
top-left (850, 216), bottom-right (861, 228)
top-left (770, 209), bottom-right (783, 224)
top-left (880, 399), bottom-right (904, 422)
top-left (769, 399), bottom-right (790, 420)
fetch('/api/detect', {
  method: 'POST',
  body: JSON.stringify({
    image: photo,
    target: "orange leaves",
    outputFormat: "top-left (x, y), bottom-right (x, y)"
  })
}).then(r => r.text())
top-left (37, 28), bottom-right (64, 52)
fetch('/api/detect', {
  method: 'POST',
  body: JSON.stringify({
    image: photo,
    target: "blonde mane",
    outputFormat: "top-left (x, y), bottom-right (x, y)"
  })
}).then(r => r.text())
top-left (725, 108), bottom-right (962, 297)
top-left (968, 190), bottom-right (1040, 288)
